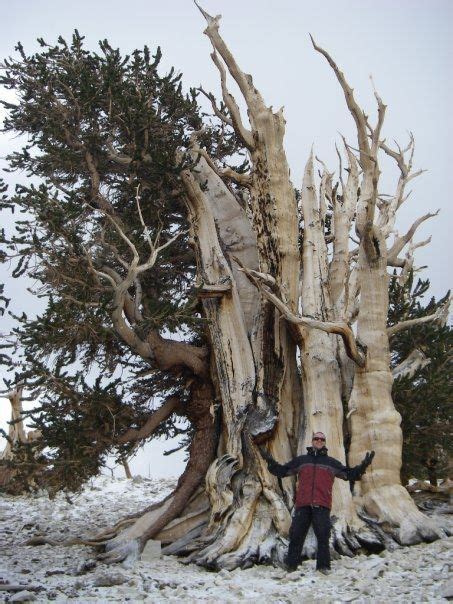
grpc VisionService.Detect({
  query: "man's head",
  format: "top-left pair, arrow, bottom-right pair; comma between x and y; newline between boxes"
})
312,431 -> 326,450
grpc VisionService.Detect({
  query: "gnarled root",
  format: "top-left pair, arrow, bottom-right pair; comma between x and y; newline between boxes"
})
214,499 -> 288,570
185,475 -> 261,568
174,449 -> 292,570
329,514 -> 384,557
360,485 -> 445,545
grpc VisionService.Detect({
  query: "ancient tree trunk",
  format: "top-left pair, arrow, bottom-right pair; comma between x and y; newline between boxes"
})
309,40 -> 444,544
297,154 -> 377,555
179,157 -> 292,568
196,6 -> 301,466
348,241 -> 441,544
1,387 -> 26,454
121,458 -> 132,480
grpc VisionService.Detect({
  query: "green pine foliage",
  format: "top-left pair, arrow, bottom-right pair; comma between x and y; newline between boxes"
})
0,32 -> 238,491
389,272 -> 452,483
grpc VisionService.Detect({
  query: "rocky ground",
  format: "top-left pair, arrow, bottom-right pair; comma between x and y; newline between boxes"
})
1,475 -> 452,603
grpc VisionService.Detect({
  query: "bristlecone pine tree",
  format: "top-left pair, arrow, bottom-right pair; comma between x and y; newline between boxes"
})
389,274 -> 451,486
0,7 -> 450,569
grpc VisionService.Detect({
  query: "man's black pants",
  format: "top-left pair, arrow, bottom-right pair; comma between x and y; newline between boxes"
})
286,505 -> 331,570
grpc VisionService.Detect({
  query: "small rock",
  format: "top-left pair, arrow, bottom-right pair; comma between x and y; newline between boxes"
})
141,540 -> 161,562
356,580 -> 372,595
46,591 -> 58,600
441,578 -> 453,600
10,591 -> 36,603
142,580 -> 157,592
93,571 -> 128,587
45,568 -> 66,577
74,559 -> 96,575
286,570 -> 301,581
117,586 -> 145,600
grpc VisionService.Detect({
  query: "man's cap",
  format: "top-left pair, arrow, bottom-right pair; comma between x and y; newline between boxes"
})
312,431 -> 326,439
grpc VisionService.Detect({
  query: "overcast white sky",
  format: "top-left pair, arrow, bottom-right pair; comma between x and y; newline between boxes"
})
0,0 -> 452,479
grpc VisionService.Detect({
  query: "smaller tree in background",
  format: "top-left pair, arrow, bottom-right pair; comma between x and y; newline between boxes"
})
389,272 -> 451,485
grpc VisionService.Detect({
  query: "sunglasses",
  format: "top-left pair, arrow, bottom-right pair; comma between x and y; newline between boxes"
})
313,437 -> 326,442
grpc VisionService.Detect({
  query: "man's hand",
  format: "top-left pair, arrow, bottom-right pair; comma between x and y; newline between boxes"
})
364,450 -> 375,466
362,450 -> 375,468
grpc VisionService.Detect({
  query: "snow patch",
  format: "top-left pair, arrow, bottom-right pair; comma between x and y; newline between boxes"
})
1,475 -> 451,602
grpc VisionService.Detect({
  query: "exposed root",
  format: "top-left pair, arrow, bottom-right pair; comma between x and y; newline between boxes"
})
185,475 -> 261,568
86,493 -> 174,544
361,485 -> 445,545
215,499 -> 281,570
330,514 -> 384,557
161,521 -> 208,556
205,454 -> 240,526
98,539 -> 141,567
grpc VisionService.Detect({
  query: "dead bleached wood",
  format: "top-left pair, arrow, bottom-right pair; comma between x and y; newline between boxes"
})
314,37 -> 442,544
1,386 -> 27,461
297,151 -> 372,551
198,2 -> 302,509
387,299 -> 450,337
392,349 -> 431,380
237,259 -> 366,368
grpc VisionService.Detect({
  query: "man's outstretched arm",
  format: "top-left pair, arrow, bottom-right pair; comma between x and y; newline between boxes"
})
258,447 -> 302,477
334,451 -> 375,481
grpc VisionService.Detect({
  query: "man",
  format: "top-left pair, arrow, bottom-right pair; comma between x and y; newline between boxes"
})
260,432 -> 374,574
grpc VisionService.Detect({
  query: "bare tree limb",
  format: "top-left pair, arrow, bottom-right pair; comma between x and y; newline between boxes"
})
310,35 -> 371,170
106,138 -> 133,166
387,211 -> 438,262
369,75 -> 387,156
197,86 -> 233,127
196,3 -> 261,109
235,259 -> 366,367
387,300 -> 450,337
392,349 -> 431,380
114,396 -> 182,445
209,50 -> 254,149
192,146 -> 251,187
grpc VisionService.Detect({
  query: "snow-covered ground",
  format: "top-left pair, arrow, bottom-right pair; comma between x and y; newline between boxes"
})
1,475 -> 451,603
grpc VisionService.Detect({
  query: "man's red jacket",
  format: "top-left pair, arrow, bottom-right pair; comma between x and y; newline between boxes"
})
267,446 -> 367,509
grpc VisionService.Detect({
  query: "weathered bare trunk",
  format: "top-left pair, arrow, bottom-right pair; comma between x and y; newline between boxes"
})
348,240 -> 442,544
121,458 -> 132,480
297,154 -> 379,555
180,156 -> 292,568
1,387 -> 26,455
